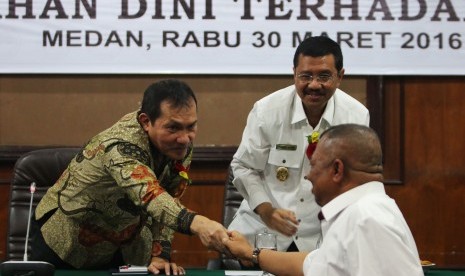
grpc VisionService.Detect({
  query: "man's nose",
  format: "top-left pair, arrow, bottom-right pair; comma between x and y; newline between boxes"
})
177,131 -> 191,144
307,78 -> 322,88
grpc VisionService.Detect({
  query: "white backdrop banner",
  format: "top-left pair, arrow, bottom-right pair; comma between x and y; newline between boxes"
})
1,0 -> 465,75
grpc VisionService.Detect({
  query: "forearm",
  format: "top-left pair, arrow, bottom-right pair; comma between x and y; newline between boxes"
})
231,106 -> 272,208
231,159 -> 271,210
151,240 -> 172,261
254,202 -> 273,216
146,197 -> 196,234
230,238 -> 306,276
258,250 -> 307,276
189,214 -> 208,235
151,223 -> 175,261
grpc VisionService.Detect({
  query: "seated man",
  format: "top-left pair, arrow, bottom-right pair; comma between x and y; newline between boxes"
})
224,124 -> 423,276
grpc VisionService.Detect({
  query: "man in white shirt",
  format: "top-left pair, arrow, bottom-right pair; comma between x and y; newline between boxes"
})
224,124 -> 423,276
228,36 -> 370,253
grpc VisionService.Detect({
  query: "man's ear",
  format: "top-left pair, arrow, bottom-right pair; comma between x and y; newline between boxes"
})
333,159 -> 344,182
138,113 -> 151,130
334,68 -> 345,87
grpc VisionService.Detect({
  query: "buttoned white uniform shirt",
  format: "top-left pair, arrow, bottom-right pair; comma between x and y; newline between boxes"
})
303,181 -> 423,276
228,85 -> 370,251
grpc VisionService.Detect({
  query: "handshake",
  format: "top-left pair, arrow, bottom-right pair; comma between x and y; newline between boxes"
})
190,215 -> 263,265
190,215 -> 233,254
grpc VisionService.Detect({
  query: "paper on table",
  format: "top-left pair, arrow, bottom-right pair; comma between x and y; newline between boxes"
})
111,265 -> 149,276
119,265 -> 148,272
225,271 -> 263,276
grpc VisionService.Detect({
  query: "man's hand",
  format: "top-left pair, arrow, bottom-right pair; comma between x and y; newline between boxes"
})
223,230 -> 254,264
255,202 -> 299,236
190,215 -> 229,253
147,256 -> 185,275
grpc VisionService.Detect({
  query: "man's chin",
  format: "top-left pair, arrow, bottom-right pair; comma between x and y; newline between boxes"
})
167,149 -> 188,160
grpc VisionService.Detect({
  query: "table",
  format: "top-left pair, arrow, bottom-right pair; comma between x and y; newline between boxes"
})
1,268 -> 464,276
57,269 -> 223,275
425,268 -> 465,276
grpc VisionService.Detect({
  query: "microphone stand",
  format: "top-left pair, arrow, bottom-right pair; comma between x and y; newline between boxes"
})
0,182 -> 55,276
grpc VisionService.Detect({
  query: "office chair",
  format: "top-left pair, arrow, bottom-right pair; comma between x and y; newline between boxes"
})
207,165 -> 243,270
6,148 -> 80,261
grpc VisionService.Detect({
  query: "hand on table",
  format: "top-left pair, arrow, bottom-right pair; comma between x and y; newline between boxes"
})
147,256 -> 185,275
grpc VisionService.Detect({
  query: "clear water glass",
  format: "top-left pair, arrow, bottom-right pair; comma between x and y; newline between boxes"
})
255,229 -> 277,276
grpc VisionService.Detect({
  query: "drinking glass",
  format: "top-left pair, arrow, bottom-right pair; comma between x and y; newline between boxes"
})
255,229 -> 277,276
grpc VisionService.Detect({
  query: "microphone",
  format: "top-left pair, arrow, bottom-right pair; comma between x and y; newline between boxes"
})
0,182 -> 55,276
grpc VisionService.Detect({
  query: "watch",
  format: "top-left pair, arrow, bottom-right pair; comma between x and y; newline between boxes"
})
251,248 -> 261,265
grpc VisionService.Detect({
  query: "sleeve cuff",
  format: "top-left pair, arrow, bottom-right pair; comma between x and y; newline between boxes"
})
248,188 -> 271,211
152,240 -> 172,261
176,208 -> 197,235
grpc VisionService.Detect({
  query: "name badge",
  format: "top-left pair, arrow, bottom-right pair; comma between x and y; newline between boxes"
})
276,144 -> 297,151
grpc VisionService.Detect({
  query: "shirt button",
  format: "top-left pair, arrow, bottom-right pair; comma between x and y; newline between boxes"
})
295,236 -> 299,240
300,198 -> 304,202
282,159 -> 286,163
298,219 -> 301,223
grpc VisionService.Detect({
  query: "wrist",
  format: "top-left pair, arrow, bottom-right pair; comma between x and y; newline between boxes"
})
254,202 -> 273,217
251,248 -> 261,266
190,214 -> 207,235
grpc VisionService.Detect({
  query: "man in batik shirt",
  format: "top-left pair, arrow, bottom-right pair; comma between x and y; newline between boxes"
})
32,79 -> 227,275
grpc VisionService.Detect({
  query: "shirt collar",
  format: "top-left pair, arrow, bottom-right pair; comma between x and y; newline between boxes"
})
290,87 -> 337,128
291,89 -> 307,124
321,92 -> 335,126
320,181 -> 386,221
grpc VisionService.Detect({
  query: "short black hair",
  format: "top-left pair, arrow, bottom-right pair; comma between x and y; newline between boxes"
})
293,36 -> 343,72
139,79 -> 197,122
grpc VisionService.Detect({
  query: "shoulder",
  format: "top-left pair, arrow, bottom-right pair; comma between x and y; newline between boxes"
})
100,111 -> 149,145
333,89 -> 368,110
85,111 -> 151,161
254,84 -> 296,113
332,89 -> 369,123
344,194 -> 398,229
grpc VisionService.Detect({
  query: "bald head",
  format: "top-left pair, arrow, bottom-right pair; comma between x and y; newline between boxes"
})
320,124 -> 383,175
308,124 -> 384,206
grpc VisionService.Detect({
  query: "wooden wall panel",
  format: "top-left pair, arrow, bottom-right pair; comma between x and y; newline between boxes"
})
0,167 -> 11,259
170,185 -> 225,267
367,76 -> 403,184
383,77 -> 465,267
0,75 -> 366,147
170,162 -> 231,268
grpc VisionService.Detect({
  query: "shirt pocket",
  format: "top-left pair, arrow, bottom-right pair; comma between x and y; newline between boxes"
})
266,147 -> 303,192
268,147 -> 302,169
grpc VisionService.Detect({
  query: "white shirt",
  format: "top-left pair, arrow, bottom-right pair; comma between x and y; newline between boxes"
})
228,85 -> 370,251
303,181 -> 423,276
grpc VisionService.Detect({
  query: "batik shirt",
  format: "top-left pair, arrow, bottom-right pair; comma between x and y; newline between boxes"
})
35,111 -> 196,268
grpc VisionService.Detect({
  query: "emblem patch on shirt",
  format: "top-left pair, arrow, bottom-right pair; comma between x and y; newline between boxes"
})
276,144 -> 297,151
276,166 -> 289,181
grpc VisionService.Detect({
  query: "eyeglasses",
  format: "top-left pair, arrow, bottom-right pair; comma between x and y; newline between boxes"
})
297,73 -> 333,84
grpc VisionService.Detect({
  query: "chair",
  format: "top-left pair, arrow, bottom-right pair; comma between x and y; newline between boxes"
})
6,148 -> 80,261
207,165 -> 244,270
222,166 -> 243,229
